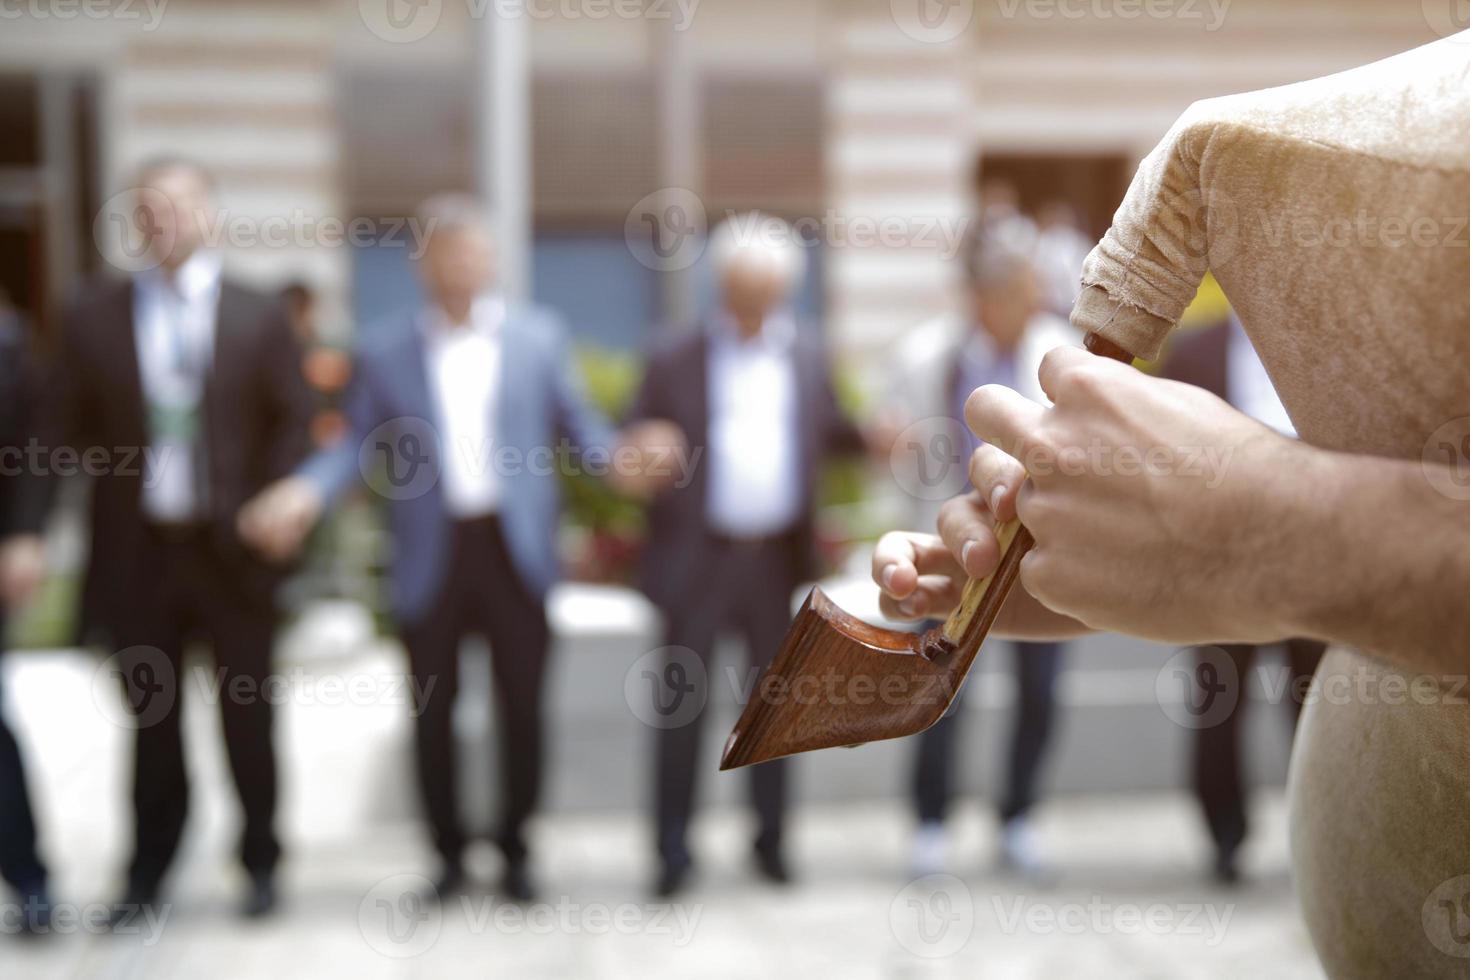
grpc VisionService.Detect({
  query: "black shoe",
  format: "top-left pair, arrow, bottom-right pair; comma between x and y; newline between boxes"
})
108,886 -> 160,931
241,871 -> 277,920
1212,849 -> 1242,886
13,884 -> 53,937
654,860 -> 691,899
753,846 -> 792,886
500,860 -> 535,903
428,865 -> 467,904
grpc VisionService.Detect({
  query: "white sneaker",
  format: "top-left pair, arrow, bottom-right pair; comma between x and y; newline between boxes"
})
910,821 -> 949,877
998,816 -> 1051,880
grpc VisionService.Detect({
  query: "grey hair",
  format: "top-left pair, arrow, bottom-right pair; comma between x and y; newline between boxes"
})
708,212 -> 808,289
415,193 -> 495,240
965,216 -> 1040,291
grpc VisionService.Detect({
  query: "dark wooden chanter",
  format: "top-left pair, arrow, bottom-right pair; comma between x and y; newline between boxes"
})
720,332 -> 1134,771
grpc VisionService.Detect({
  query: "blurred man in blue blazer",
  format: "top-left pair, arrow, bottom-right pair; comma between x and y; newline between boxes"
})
240,195 -> 678,901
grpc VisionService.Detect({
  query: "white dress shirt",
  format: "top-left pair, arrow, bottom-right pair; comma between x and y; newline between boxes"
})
133,250 -> 222,522
424,296 -> 505,519
1225,317 -> 1296,437
704,312 -> 802,537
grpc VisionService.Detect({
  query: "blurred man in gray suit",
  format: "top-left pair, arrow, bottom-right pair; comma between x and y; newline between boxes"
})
241,196 -> 677,902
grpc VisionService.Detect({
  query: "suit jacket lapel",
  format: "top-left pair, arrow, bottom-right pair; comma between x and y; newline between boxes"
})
112,279 -> 149,447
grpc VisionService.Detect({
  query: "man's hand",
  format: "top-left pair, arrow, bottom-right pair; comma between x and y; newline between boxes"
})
0,535 -> 47,610
609,419 -> 689,499
237,476 -> 325,562
875,345 -> 1328,645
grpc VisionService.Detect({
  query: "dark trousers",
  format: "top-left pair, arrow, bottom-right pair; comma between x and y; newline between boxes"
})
913,640 -> 1065,825
0,638 -> 48,894
114,526 -> 282,893
401,516 -> 550,869
1192,639 -> 1324,858
655,532 -> 799,870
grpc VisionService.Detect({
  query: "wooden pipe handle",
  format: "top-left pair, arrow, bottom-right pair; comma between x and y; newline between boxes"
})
934,331 -> 1134,656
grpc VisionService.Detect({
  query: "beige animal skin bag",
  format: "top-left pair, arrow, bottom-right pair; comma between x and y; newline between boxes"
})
1071,30 -> 1470,980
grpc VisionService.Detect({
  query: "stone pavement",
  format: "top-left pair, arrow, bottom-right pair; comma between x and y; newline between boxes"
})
0,616 -> 1323,979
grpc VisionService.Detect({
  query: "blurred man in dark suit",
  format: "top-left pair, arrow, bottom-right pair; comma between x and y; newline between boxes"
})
1160,313 -> 1325,884
628,214 -> 871,897
0,295 -> 53,934
239,196 -> 675,903
51,157 -> 314,919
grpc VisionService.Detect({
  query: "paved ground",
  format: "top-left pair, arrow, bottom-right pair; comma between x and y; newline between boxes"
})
2,791 -> 1322,980
0,606 -> 1325,979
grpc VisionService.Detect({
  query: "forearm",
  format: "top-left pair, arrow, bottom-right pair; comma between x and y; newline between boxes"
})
1268,445 -> 1470,673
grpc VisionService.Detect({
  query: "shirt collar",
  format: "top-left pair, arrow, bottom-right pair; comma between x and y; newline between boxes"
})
709,309 -> 796,352
137,249 -> 222,303
422,294 -> 506,342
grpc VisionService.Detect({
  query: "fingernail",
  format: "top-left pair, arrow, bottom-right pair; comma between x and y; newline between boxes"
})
961,540 -> 976,571
881,565 -> 896,591
990,486 -> 1007,514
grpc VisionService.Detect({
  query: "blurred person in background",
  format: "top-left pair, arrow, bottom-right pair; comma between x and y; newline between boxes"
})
626,213 -> 873,897
885,217 -> 1079,879
1034,200 -> 1094,317
50,157 -> 315,921
238,195 -> 678,903
1158,313 -> 1325,884
0,291 -> 54,935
